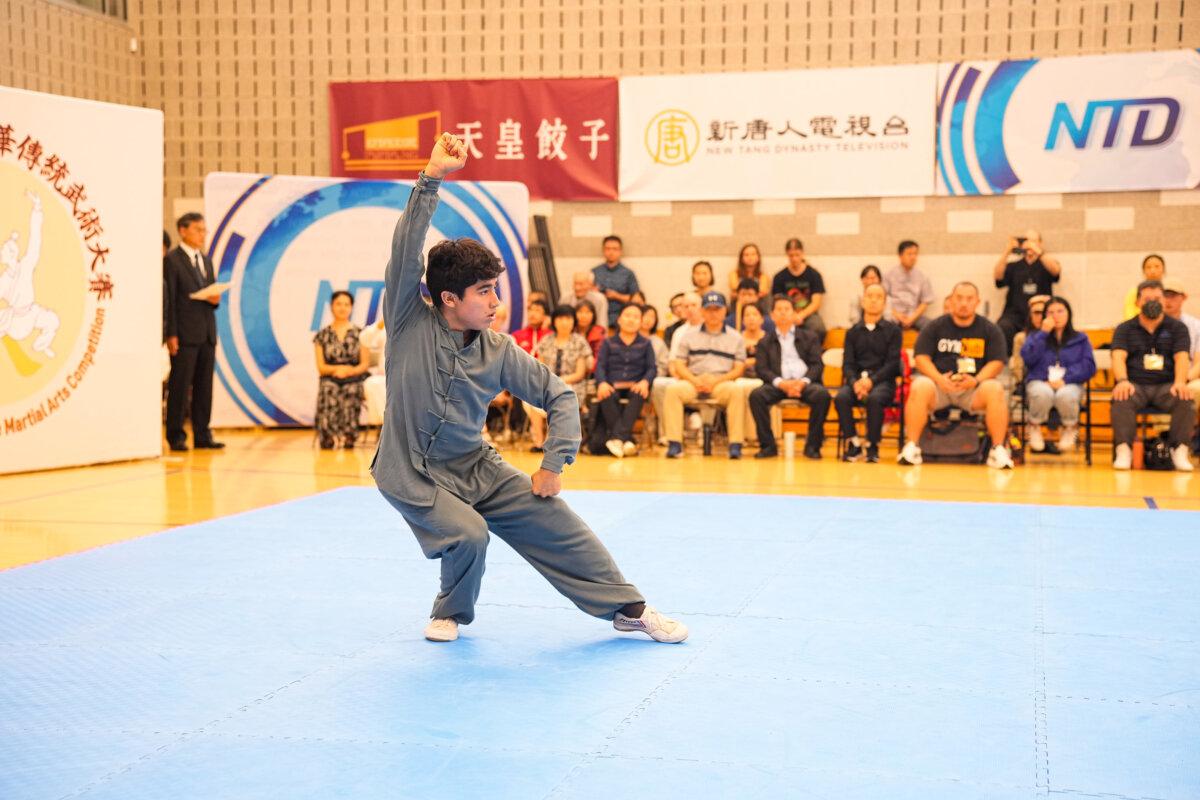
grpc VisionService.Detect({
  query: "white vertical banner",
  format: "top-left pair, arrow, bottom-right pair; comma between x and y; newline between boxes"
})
203,173 -> 529,427
619,64 -> 937,201
0,86 -> 163,475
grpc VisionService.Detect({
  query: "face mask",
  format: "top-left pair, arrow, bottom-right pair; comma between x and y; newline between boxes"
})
1141,300 -> 1164,319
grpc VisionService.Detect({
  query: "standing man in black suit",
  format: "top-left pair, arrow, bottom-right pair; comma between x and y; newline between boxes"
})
164,212 -> 224,451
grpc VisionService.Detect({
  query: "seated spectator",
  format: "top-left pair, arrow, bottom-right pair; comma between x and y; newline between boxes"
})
1010,294 -> 1051,384
512,298 -> 552,354
993,230 -> 1061,351
749,294 -> 830,459
591,303 -> 657,458
359,316 -> 387,375
312,291 -> 369,449
727,277 -> 775,334
691,260 -> 716,295
835,284 -> 902,463
524,305 -> 590,453
574,298 -> 606,365
482,302 -> 517,443
1021,296 -> 1096,453
592,234 -> 639,328
727,243 -> 771,299
559,271 -> 608,329
883,240 -> 935,330
740,304 -> 768,376
899,281 -> 1014,469
653,291 -> 704,440
848,264 -> 883,326
1110,280 -> 1194,471
664,291 -> 748,459
640,304 -> 669,378
1124,254 -> 1165,320
662,292 -> 687,348
1162,277 -> 1200,427
771,237 -> 826,336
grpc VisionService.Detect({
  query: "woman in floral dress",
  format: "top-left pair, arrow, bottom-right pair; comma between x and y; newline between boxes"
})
313,290 -> 370,448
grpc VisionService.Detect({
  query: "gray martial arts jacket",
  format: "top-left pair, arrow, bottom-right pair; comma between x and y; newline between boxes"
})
370,172 -> 580,507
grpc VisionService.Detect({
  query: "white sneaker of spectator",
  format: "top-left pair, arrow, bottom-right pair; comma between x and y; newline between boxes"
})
897,440 -> 923,466
1026,424 -> 1044,453
1058,425 -> 1077,451
1171,444 -> 1194,472
606,439 -> 625,458
987,444 -> 1014,470
622,441 -> 638,457
687,411 -> 703,431
1112,443 -> 1132,470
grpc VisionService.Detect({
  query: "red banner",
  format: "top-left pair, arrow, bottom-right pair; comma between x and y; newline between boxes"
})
329,79 -> 618,200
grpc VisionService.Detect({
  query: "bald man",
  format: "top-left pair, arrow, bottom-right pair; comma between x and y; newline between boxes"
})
559,271 -> 608,328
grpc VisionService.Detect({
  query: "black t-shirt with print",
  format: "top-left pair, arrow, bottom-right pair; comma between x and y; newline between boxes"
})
996,257 -> 1058,319
914,313 -> 1008,375
771,265 -> 825,310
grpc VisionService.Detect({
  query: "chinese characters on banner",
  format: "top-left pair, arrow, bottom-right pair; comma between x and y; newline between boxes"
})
329,79 -> 618,200
0,85 -> 163,475
618,64 -> 937,201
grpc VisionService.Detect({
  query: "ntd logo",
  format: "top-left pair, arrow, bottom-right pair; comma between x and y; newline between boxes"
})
1044,98 -> 1180,150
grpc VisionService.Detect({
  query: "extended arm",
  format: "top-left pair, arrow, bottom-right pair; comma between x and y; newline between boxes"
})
383,133 -> 468,330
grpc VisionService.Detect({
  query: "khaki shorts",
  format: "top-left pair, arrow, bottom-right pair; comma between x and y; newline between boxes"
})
912,374 -> 980,412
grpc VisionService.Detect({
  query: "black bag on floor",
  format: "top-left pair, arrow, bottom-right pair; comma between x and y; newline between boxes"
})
1144,432 -> 1174,471
918,413 -> 989,464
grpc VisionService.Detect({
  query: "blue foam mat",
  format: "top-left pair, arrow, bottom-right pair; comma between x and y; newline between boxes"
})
1,488 -> 1197,799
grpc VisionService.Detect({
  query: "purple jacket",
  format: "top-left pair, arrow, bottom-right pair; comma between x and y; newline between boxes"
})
1020,330 -> 1096,385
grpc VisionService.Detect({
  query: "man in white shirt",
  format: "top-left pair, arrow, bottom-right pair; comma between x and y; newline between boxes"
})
651,291 -> 702,441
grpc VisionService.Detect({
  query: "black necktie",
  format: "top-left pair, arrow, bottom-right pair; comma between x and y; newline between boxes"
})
193,252 -> 206,283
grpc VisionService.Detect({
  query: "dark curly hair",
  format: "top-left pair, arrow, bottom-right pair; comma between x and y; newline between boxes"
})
426,238 -> 504,309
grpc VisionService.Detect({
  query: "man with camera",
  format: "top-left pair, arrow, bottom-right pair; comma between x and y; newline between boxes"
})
993,229 -> 1061,351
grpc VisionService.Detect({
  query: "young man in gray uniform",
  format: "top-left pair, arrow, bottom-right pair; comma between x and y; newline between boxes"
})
372,133 -> 688,644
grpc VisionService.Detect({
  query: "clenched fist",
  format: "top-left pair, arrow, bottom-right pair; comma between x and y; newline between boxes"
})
425,132 -> 469,180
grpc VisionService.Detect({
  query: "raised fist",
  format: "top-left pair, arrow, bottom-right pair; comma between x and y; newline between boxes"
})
425,132 -> 469,180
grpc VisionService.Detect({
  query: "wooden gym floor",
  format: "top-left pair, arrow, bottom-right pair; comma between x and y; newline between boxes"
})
1,428 -> 1196,572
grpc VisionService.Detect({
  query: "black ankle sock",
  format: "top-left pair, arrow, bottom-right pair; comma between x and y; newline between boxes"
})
620,602 -> 646,618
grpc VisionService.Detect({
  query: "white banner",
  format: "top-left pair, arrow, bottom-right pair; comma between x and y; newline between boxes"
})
618,64 -> 937,201
204,173 -> 529,427
0,86 -> 163,475
937,49 -> 1200,195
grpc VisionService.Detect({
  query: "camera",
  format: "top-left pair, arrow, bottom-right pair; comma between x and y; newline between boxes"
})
1011,236 -> 1027,256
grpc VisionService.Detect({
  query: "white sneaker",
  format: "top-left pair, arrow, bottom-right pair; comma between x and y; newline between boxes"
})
897,440 -> 923,465
1113,443 -> 1132,470
1027,424 -> 1045,452
987,444 -> 1015,470
622,440 -> 638,456
613,606 -> 689,643
424,618 -> 458,642
1172,444 -> 1194,472
606,438 -> 625,458
1058,425 -> 1077,451
687,412 -> 703,431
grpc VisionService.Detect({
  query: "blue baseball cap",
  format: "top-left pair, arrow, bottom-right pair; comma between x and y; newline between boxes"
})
701,291 -> 727,308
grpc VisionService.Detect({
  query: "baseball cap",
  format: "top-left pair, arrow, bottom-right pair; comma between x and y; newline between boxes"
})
701,291 -> 727,308
1162,277 -> 1187,295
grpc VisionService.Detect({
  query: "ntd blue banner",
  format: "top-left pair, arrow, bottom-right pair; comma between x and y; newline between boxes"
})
203,173 -> 528,427
936,49 -> 1200,195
